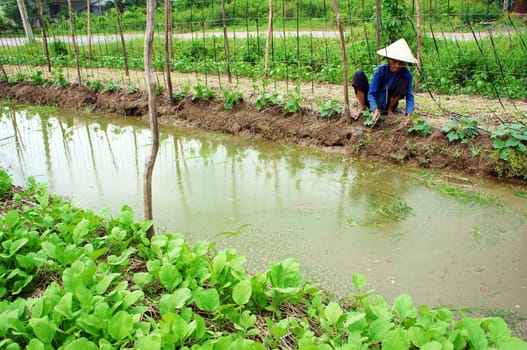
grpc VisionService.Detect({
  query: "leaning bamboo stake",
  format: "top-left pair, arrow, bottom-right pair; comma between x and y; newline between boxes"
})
375,0 -> 381,65
144,0 -> 159,238
0,62 -> 8,81
115,0 -> 130,77
66,0 -> 82,85
331,0 -> 350,122
264,0 -> 273,72
414,0 -> 423,91
37,0 -> 51,72
16,0 -> 34,41
164,0 -> 173,102
221,0 -> 232,83
87,0 -> 93,60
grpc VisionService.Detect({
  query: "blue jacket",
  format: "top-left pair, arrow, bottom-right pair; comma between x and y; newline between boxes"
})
367,63 -> 415,115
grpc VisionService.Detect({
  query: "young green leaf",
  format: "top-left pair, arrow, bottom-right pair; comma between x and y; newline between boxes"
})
63,338 -> 99,350
72,218 -> 90,244
324,302 -> 343,326
29,316 -> 57,344
393,294 -> 416,322
352,273 -> 367,292
232,280 -> 252,306
193,288 -> 220,313
159,264 -> 183,292
108,310 -> 134,341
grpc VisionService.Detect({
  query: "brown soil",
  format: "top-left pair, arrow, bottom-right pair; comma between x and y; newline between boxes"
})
1,74 -> 526,185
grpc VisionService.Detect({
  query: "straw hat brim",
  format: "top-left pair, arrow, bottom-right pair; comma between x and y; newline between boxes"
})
376,38 -> 418,64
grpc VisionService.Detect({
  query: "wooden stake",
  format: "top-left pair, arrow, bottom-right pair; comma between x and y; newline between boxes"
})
87,0 -> 93,60
115,0 -> 129,77
415,0 -> 423,91
331,0 -> 351,122
37,0 -> 51,72
165,0 -> 173,102
221,0 -> 232,83
66,0 -> 82,85
264,0 -> 273,73
144,0 -> 159,238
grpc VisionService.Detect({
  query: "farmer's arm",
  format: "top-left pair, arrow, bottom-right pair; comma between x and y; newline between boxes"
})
404,70 -> 415,118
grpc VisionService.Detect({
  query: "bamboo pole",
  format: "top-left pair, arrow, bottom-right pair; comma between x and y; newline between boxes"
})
0,63 -> 8,81
221,0 -> 232,83
115,0 -> 130,77
37,0 -> 51,72
87,0 -> 93,60
16,0 -> 34,41
264,0 -> 273,72
331,0 -> 351,122
165,0 -> 173,102
375,0 -> 381,65
415,0 -> 423,91
66,0 -> 82,85
144,0 -> 159,238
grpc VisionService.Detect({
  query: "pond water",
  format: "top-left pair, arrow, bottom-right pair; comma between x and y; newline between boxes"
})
1,105 -> 526,316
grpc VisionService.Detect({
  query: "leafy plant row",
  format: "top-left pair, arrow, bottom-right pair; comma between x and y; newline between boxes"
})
4,68 -> 527,180
1,169 -> 527,349
1,29 -> 526,100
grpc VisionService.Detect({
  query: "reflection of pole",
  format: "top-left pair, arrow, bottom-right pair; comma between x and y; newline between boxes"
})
85,124 -> 104,197
335,164 -> 350,230
40,115 -> 53,180
174,136 -> 189,226
103,125 -> 119,172
58,119 -> 73,164
10,110 -> 28,180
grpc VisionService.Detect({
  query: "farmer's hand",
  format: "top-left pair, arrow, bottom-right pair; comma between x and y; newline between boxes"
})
372,109 -> 381,123
405,113 -> 412,127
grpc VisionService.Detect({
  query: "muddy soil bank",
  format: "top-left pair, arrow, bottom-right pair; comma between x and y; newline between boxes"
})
0,80 -> 525,185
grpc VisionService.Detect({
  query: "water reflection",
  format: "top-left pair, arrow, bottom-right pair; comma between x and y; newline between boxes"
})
1,105 -> 526,316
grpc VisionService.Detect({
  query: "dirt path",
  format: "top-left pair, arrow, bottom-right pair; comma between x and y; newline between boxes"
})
1,65 -> 526,185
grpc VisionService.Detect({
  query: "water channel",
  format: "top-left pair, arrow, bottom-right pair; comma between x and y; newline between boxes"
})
1,104 -> 526,317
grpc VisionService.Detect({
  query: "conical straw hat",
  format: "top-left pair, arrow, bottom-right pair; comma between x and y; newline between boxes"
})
376,38 -> 418,64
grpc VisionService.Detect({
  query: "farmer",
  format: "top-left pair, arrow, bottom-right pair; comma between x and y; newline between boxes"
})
351,38 -> 418,126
